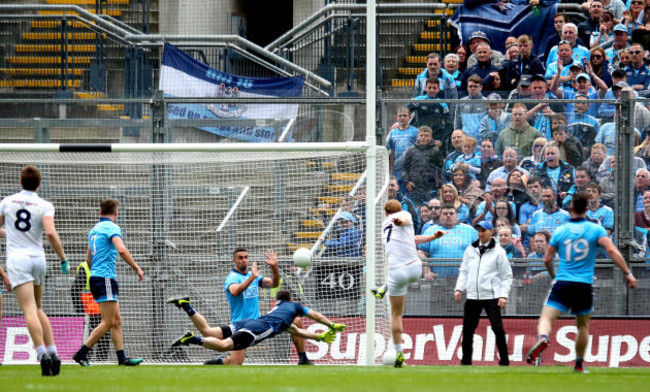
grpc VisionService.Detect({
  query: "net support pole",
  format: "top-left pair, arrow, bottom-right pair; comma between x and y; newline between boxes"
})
364,0 -> 377,367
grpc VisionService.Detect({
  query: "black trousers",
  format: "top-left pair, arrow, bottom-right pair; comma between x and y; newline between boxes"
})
461,298 -> 509,365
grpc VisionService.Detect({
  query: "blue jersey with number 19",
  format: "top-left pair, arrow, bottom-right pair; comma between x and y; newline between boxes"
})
88,217 -> 122,280
550,218 -> 608,284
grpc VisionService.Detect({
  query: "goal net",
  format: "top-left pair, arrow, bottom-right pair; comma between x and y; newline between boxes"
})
0,145 -> 390,365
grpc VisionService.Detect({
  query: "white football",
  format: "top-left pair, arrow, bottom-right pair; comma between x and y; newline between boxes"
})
382,351 -> 396,366
293,248 -> 312,268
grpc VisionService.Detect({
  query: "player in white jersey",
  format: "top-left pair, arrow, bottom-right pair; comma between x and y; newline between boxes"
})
0,166 -> 68,376
371,199 -> 445,367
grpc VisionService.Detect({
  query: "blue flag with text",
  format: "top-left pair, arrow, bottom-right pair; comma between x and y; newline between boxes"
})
159,43 -> 304,142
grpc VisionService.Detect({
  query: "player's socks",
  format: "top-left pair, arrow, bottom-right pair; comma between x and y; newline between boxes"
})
46,345 -> 58,356
395,343 -> 403,353
36,345 -> 47,360
298,352 -> 313,365
116,350 -> 127,363
573,357 -> 589,373
166,296 -> 195,316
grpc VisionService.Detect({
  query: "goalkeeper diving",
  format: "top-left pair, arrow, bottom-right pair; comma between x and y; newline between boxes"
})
171,289 -> 345,354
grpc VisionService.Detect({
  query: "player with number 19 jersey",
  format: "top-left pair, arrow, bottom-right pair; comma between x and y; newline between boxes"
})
549,218 -> 608,284
0,190 -> 54,257
382,210 -> 419,269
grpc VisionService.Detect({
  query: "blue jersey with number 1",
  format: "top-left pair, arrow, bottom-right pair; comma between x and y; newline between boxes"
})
88,217 -> 122,280
550,218 -> 608,284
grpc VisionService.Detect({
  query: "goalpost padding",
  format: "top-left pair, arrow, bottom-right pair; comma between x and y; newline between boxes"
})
0,144 -> 390,365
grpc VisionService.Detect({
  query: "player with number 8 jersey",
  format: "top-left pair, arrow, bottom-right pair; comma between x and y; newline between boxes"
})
0,166 -> 68,376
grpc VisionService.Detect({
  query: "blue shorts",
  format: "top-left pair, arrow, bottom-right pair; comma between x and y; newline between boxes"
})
89,276 -> 119,303
230,319 -> 275,348
545,280 -> 593,316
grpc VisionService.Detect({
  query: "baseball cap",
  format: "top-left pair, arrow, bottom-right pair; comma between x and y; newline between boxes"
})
337,211 -> 357,222
487,92 -> 502,101
474,221 -> 494,231
569,62 -> 584,70
530,74 -> 546,83
576,72 -> 591,82
469,30 -> 490,44
613,24 -> 628,33
612,68 -> 626,78
519,74 -> 533,87
614,81 -> 630,89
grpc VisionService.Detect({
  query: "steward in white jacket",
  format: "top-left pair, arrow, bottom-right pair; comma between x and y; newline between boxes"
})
455,238 -> 513,300
454,230 -> 513,366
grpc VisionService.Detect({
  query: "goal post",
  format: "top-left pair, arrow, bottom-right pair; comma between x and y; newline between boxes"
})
0,143 -> 390,365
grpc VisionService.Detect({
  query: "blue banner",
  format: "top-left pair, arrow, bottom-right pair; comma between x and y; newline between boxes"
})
159,43 -> 304,142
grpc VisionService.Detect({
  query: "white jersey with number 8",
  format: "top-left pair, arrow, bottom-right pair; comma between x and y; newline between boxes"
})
0,190 -> 54,257
382,210 -> 419,269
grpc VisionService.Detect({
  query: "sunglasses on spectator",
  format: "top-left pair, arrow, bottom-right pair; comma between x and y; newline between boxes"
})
428,206 -> 441,210
591,54 -> 603,59
630,50 -> 643,55
631,1 -> 644,4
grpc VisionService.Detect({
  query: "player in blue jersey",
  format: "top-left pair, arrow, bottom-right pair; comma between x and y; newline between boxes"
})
73,199 -> 144,367
171,290 -> 345,355
168,247 -> 312,365
526,192 -> 637,373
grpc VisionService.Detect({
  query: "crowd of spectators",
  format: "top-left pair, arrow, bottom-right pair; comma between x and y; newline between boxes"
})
383,1 -> 650,278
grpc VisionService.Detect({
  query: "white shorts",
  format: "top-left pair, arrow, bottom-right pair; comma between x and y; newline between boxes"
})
387,260 -> 422,296
7,253 -> 46,288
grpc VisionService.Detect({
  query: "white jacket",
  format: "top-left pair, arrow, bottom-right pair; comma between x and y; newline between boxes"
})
454,239 -> 513,300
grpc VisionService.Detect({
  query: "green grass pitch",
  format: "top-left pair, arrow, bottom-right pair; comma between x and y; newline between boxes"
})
2,365 -> 650,392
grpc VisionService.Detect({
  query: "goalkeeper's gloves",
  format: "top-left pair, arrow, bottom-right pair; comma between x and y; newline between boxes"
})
61,259 -> 69,274
316,330 -> 336,344
329,323 -> 346,332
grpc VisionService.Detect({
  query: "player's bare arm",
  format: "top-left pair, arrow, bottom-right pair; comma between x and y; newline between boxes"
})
598,236 -> 637,288
43,216 -> 66,260
0,266 -> 11,292
415,230 -> 446,245
86,246 -> 92,268
112,236 -> 144,281
261,249 -> 280,288
229,262 -> 259,296
544,245 -> 557,279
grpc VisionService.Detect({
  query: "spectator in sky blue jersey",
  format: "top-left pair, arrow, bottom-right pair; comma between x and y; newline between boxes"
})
419,204 -> 478,279
527,187 -> 571,237
479,93 -> 511,144
168,247 -> 313,366
413,52 -> 458,100
526,192 -> 636,373
526,75 -> 564,140
624,43 -> 650,94
567,95 -> 599,154
562,167 -> 592,210
443,129 -> 466,182
545,24 -> 590,68
585,183 -> 614,235
439,184 -> 472,225
73,199 -> 144,368
473,177 -> 517,226
387,107 -> 419,193
171,290 -> 343,357
532,145 -> 575,199
451,137 -> 481,180
454,75 -> 487,141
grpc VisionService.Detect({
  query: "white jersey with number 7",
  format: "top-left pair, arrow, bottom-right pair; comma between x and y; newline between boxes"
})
382,210 -> 419,269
